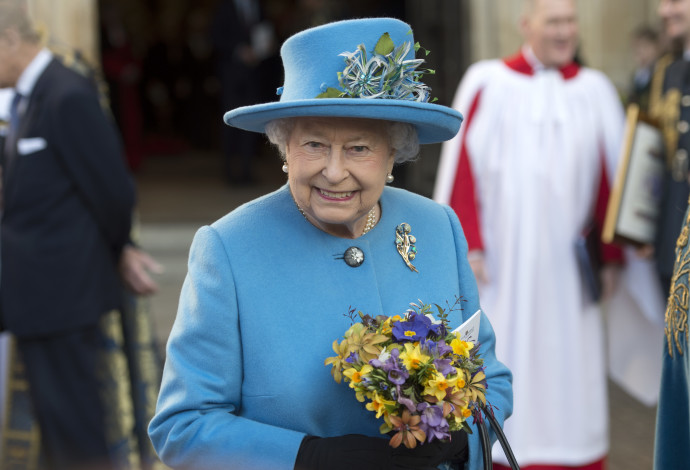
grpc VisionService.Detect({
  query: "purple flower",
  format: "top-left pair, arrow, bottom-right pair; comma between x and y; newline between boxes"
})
370,348 -> 409,385
396,387 -> 417,413
433,358 -> 455,377
436,342 -> 453,356
345,352 -> 358,364
392,313 -> 432,342
388,367 -> 409,385
420,339 -> 437,354
417,403 -> 450,442
429,321 -> 447,338
386,350 -> 409,385
421,338 -> 453,360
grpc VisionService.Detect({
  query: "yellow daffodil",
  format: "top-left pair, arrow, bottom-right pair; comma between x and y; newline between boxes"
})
423,371 -> 460,402
452,367 -> 467,388
324,339 -> 349,383
356,389 -> 373,403
450,335 -> 474,357
365,392 -> 396,418
399,342 -> 430,371
381,315 -> 403,335
343,364 -> 373,387
451,406 -> 472,424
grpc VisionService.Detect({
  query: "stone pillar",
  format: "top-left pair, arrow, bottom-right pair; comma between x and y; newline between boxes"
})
26,0 -> 99,66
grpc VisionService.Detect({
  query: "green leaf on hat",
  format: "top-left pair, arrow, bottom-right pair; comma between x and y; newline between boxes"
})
316,87 -> 347,99
374,33 -> 395,56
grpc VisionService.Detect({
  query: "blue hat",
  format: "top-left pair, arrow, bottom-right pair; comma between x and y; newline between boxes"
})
223,18 -> 463,144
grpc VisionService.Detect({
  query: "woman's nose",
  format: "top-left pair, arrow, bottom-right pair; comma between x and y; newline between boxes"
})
322,148 -> 348,182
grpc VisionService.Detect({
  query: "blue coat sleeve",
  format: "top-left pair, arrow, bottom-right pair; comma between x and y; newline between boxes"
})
148,226 -> 306,470
441,205 -> 514,470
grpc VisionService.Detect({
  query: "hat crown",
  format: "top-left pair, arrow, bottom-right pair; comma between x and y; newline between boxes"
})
279,18 -> 417,102
223,17 -> 463,145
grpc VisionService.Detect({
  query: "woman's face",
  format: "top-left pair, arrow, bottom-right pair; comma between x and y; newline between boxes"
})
285,117 -> 395,238
659,0 -> 690,43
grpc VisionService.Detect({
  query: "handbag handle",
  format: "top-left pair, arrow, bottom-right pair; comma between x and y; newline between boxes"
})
476,404 -> 520,470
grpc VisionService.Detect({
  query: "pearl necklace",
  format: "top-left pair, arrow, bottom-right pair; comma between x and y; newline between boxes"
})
294,202 -> 378,237
360,206 -> 378,236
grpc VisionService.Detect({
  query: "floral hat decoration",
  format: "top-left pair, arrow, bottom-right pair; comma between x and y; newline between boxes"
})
223,18 -> 463,144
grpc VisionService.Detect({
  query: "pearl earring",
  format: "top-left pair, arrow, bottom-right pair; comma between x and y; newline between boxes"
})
386,173 -> 394,183
282,163 -> 289,173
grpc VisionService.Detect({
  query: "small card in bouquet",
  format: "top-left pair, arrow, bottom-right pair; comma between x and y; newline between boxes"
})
452,309 -> 481,343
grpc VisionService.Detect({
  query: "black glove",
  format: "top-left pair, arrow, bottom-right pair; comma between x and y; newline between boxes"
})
293,432 -> 469,470
391,431 -> 469,469
294,434 -> 393,470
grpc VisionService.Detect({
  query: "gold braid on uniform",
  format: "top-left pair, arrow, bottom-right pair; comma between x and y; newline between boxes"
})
665,196 -> 690,357
649,53 -> 682,166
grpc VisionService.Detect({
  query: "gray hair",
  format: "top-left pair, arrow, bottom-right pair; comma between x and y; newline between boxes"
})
0,0 -> 41,43
264,118 -> 420,164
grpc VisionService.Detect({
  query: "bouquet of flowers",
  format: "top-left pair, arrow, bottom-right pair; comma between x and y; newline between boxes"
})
325,298 -> 488,449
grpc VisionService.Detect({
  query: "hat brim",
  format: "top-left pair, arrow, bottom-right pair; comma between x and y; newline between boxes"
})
223,99 -> 463,144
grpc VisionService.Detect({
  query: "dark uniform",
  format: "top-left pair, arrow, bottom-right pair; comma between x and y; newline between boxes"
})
649,54 -> 690,293
650,53 -> 690,469
654,187 -> 690,469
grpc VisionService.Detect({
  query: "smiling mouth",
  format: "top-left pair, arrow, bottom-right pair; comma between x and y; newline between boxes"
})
318,188 -> 355,200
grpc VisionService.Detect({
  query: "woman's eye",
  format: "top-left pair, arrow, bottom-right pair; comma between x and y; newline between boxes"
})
351,146 -> 368,153
307,141 -> 325,149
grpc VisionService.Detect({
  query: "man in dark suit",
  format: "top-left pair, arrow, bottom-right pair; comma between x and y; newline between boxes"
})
211,0 -> 274,185
0,2 -> 159,468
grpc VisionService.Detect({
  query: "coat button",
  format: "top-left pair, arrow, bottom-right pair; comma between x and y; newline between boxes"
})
343,247 -> 365,267
682,95 -> 690,107
679,121 -> 690,134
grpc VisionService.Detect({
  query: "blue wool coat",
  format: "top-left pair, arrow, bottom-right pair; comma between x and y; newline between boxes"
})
149,185 -> 513,470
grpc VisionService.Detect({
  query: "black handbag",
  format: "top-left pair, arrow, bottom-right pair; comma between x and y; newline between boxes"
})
476,404 -> 520,470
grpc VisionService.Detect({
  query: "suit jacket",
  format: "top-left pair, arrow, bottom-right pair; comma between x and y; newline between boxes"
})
0,58 -> 135,338
149,185 -> 513,470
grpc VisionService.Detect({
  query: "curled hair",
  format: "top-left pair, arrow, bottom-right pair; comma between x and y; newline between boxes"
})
387,121 -> 419,163
265,119 -> 295,158
0,0 -> 41,43
265,118 -> 419,164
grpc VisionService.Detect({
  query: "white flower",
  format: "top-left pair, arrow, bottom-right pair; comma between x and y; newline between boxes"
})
378,347 -> 391,363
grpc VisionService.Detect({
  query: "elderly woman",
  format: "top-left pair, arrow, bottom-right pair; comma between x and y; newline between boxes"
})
148,18 -> 512,470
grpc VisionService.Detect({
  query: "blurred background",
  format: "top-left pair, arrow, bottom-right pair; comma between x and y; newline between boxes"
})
1,1 -> 663,469
21,0 -> 663,192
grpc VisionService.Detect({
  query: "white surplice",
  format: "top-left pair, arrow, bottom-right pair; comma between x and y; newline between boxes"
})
434,50 -> 663,467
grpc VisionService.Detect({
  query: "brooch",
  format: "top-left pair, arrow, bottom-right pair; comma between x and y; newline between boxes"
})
395,223 -> 418,272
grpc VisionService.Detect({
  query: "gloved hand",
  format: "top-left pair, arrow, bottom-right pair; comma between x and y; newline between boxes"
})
293,432 -> 469,470
391,431 -> 469,469
294,434 -> 392,470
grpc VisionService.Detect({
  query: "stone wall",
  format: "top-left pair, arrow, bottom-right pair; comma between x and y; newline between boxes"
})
27,0 -> 99,66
